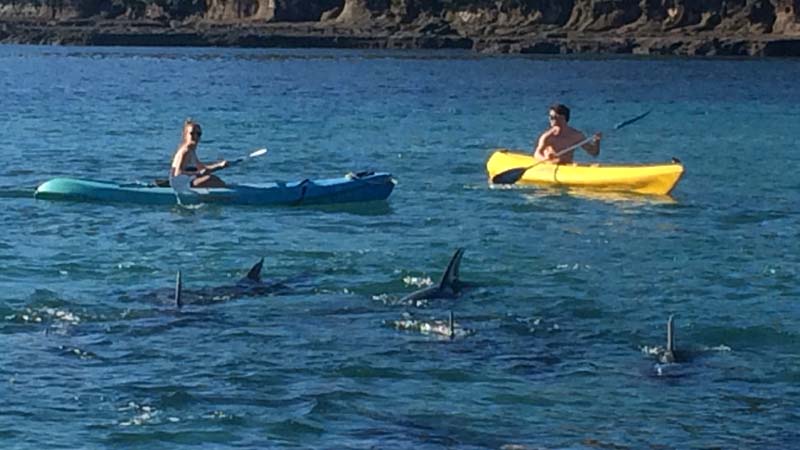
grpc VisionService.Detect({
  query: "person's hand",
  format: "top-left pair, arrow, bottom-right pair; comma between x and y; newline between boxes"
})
592,132 -> 602,144
220,159 -> 229,169
544,149 -> 561,162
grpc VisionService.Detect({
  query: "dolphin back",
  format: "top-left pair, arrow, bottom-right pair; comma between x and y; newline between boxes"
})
399,286 -> 439,303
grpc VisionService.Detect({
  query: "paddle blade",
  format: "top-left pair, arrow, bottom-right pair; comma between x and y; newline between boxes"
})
613,110 -> 651,130
491,167 -> 528,185
229,148 -> 268,167
249,148 -> 268,158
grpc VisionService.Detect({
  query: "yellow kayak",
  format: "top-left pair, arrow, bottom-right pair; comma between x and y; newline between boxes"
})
486,149 -> 684,196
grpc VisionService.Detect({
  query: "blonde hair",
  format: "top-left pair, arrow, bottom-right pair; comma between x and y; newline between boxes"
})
183,118 -> 201,135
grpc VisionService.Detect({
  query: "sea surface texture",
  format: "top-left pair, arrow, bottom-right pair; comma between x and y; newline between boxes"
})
1,46 -> 799,449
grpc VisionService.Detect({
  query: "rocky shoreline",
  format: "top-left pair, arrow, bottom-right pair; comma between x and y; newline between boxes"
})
2,0 -> 800,57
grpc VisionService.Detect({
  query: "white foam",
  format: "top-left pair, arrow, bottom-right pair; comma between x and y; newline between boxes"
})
403,276 -> 433,288
118,402 -> 159,427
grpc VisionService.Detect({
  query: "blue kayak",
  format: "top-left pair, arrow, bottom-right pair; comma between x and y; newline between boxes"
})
34,172 -> 396,206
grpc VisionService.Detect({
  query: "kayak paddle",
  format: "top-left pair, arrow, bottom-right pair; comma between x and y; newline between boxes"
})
200,147 -> 268,175
490,110 -> 652,185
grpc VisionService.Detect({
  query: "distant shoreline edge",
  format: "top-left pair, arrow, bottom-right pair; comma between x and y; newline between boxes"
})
3,21 -> 800,57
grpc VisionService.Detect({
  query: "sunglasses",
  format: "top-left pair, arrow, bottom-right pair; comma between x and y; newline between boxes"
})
548,114 -> 559,120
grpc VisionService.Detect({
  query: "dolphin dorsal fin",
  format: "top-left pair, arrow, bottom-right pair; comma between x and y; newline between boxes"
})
245,258 -> 264,283
438,248 -> 464,289
666,315 -> 675,353
175,270 -> 183,309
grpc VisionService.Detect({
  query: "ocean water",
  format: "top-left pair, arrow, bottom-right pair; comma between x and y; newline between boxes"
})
1,45 -> 799,449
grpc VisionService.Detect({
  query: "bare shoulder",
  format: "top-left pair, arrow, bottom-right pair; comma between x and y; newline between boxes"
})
171,145 -> 188,163
539,127 -> 557,141
565,126 -> 585,139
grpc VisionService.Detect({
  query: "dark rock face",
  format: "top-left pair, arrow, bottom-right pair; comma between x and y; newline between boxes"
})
1,0 -> 799,56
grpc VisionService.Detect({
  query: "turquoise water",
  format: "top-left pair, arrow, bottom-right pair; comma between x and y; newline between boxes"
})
1,45 -> 800,449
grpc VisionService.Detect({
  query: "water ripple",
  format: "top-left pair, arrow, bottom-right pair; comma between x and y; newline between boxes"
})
1,46 -> 799,449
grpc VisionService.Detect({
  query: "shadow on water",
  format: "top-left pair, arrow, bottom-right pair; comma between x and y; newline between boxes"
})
0,186 -> 38,199
24,192 -> 394,216
489,183 -> 678,206
303,200 -> 394,216
163,196 -> 396,215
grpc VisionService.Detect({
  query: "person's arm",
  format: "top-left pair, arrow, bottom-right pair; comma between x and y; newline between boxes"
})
171,149 -> 187,177
533,133 -> 552,161
581,132 -> 602,157
208,160 -> 229,170
193,158 -> 208,173
198,159 -> 229,176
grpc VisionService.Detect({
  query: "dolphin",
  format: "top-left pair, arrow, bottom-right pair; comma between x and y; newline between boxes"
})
645,314 -> 680,370
658,314 -> 677,364
646,315 -> 698,378
400,248 -> 465,303
121,258 -> 293,307
175,270 -> 183,308
171,258 -> 293,308
648,315 -> 730,376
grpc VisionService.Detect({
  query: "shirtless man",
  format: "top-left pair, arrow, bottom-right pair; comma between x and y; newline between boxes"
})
170,119 -> 229,188
533,104 -> 602,164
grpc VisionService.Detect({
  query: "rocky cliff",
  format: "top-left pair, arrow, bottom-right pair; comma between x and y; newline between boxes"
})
1,0 -> 799,56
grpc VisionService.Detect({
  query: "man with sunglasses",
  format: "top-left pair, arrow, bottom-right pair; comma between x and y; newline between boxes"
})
533,104 -> 602,164
170,119 -> 229,188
